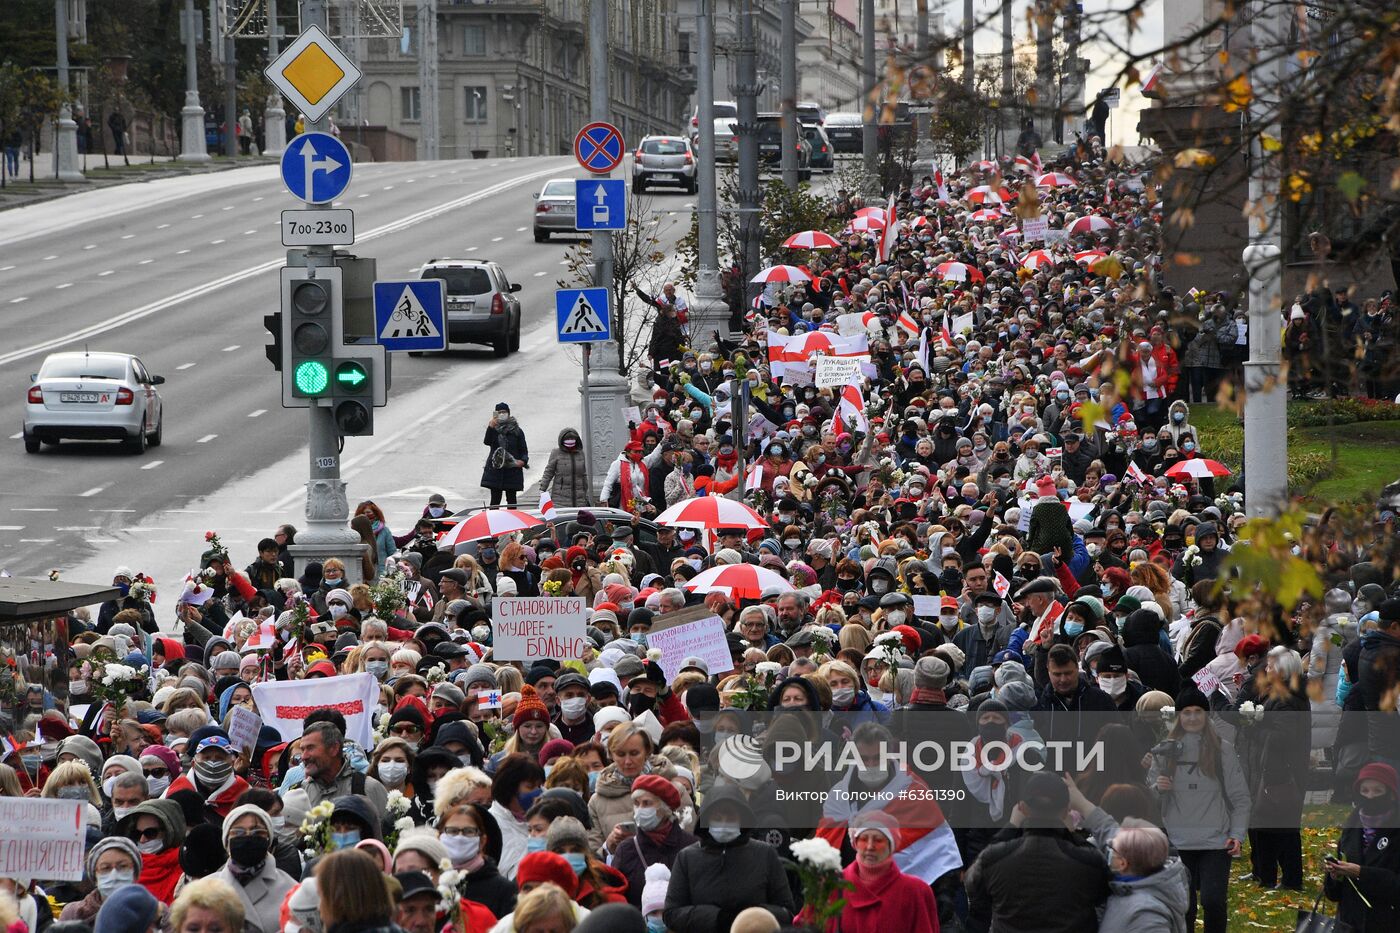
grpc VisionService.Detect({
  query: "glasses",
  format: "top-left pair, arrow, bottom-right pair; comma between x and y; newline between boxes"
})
440,827 -> 482,838
143,768 -> 169,779
227,828 -> 270,840
390,725 -> 422,736
134,827 -> 163,841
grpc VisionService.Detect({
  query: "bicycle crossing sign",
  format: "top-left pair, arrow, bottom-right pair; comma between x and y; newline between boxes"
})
373,280 -> 446,351
556,287 -> 611,343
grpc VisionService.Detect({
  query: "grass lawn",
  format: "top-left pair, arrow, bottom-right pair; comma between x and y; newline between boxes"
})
1189,404 -> 1400,503
1227,805 -> 1347,930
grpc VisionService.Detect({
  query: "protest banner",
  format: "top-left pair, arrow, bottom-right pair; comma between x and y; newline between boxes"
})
227,705 -> 263,754
492,597 -> 588,665
0,798 -> 85,881
1022,216 -> 1049,242
646,613 -> 734,681
252,672 -> 379,749
815,355 -> 864,388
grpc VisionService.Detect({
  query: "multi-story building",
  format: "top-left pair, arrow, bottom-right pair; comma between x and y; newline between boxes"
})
798,0 -> 861,111
359,0 -> 693,159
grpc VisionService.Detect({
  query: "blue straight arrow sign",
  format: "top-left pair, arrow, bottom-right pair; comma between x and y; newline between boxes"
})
574,178 -> 626,231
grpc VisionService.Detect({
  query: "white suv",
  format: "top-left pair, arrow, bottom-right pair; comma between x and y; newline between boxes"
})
418,259 -> 522,357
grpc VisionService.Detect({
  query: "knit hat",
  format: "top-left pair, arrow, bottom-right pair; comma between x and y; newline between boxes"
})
848,809 -> 901,850
512,684 -> 550,728
515,851 -> 577,897
221,803 -> 273,848
85,836 -> 142,881
545,815 -> 589,854
1035,475 -> 1058,499
1113,595 -> 1142,616
631,773 -> 681,811
539,739 -> 575,768
913,655 -> 950,690
394,828 -> 449,868
1174,686 -> 1211,712
593,706 -> 631,734
1095,646 -> 1128,675
1356,762 -> 1400,798
641,862 -> 671,916
431,682 -> 466,709
933,642 -> 966,672
463,664 -> 498,691
95,884 -> 160,933
1234,634 -> 1269,658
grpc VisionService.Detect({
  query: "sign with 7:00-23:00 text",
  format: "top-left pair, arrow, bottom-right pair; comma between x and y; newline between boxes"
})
281,208 -> 355,246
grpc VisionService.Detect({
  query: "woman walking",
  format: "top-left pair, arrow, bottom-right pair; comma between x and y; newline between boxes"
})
483,402 -> 529,506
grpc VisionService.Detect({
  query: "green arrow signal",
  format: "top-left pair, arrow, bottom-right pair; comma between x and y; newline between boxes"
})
335,361 -> 368,390
338,367 -> 366,386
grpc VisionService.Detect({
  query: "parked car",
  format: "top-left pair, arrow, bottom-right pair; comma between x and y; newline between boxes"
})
686,100 -> 738,140
532,177 -> 580,242
23,351 -> 164,454
796,101 -> 827,126
692,118 -> 739,164
801,123 -> 834,172
418,259 -> 522,357
633,135 -> 697,193
755,113 -> 811,180
822,111 -> 864,153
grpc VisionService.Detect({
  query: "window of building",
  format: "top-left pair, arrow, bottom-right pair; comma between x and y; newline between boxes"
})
463,24 -> 486,55
400,25 -> 415,56
401,86 -> 421,122
465,86 -> 488,123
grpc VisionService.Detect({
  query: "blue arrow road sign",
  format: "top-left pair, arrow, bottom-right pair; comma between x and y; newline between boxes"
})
556,288 -> 611,343
575,179 -> 627,231
374,280 -> 447,351
281,132 -> 353,204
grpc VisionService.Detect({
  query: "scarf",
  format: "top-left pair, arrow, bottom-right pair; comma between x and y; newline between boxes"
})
619,457 -> 649,513
908,687 -> 946,706
963,733 -> 1023,821
138,847 -> 184,904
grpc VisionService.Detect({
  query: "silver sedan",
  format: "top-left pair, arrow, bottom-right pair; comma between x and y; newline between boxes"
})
23,351 -> 165,454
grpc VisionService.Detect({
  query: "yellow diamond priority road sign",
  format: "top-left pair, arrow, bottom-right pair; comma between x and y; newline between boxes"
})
265,24 -> 362,124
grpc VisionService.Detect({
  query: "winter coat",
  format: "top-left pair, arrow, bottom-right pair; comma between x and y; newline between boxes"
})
212,854 -> 297,933
585,755 -> 676,854
1122,611 -> 1182,697
1324,815 -> 1400,932
1147,730 -> 1251,851
1357,628 -> 1400,762
488,799 -> 531,881
663,798 -> 796,933
836,859 -> 939,933
481,417 -> 528,492
613,820 -> 698,908
1100,858 -> 1191,933
539,429 -> 590,507
1032,673 -> 1116,746
1183,319 -> 1223,370
966,826 -> 1111,933
1235,683 -> 1310,826
460,858 -> 518,921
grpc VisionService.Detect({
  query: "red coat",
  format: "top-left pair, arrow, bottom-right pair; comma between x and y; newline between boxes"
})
164,771 -> 250,819
1151,343 -> 1180,396
838,860 -> 939,933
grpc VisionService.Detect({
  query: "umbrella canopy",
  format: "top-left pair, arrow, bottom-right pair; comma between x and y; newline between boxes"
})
1164,458 -> 1232,479
934,261 -> 985,284
1067,215 -> 1116,235
847,215 -> 886,232
966,186 -> 1006,205
655,497 -> 770,530
750,264 -> 811,284
1073,249 -> 1109,264
782,230 -> 842,250
969,208 -> 1005,222
683,564 -> 794,599
853,206 -> 887,221
439,508 -> 544,547
1021,250 -> 1057,270
1035,172 -> 1078,188
971,160 -> 998,173
908,215 -> 932,229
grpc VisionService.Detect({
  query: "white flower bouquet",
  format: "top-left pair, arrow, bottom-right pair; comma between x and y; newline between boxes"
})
788,836 -> 852,932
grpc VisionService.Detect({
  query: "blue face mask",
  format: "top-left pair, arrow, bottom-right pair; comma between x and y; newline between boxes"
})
631,633 -> 648,647
1063,621 -> 1085,638
587,770 -> 600,792
525,836 -> 547,853
564,852 -> 588,875
646,918 -> 666,933
330,830 -> 361,849
517,787 -> 543,811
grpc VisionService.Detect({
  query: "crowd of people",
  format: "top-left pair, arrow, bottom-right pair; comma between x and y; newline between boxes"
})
3,145 -> 1400,933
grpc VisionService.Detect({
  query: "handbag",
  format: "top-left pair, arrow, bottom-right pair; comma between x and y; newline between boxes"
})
1296,892 -> 1353,933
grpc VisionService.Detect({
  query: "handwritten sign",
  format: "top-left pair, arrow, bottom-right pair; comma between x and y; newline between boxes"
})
815,356 -> 864,388
1192,667 -> 1221,696
492,597 -> 589,664
227,705 -> 263,754
1022,216 -> 1048,242
912,595 -> 940,618
646,614 -> 734,681
0,798 -> 85,881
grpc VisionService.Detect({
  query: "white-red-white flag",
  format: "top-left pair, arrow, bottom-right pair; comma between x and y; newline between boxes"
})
538,490 -> 559,522
993,571 -> 1012,598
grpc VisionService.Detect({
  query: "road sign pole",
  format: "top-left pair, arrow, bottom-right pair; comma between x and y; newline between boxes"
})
580,343 -> 593,501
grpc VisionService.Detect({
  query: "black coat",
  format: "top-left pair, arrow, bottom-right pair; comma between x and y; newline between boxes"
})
1324,817 -> 1400,932
614,821 -> 698,908
966,826 -> 1110,933
481,417 -> 528,491
1122,610 -> 1182,697
460,859 -> 517,921
1357,630 -> 1400,762
664,835 -> 796,933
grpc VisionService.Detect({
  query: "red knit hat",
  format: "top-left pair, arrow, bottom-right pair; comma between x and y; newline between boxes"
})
1356,762 -> 1399,799
512,684 -> 550,729
893,625 -> 922,657
515,852 -> 577,896
630,773 -> 681,811
1234,634 -> 1269,659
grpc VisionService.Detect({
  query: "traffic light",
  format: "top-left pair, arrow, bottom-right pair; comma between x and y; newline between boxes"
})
264,312 -> 282,372
279,266 -> 342,408
330,357 -> 374,436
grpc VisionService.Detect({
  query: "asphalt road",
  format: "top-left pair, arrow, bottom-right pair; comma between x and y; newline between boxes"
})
0,155 -> 703,584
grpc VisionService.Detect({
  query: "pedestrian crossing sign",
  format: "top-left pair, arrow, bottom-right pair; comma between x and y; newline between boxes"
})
556,287 -> 611,343
373,280 -> 447,351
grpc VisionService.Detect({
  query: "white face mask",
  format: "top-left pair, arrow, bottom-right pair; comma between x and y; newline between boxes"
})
709,821 -> 742,844
1098,675 -> 1127,697
329,604 -> 348,620
886,610 -> 906,627
634,806 -> 662,832
441,833 -> 481,865
112,805 -> 135,822
137,838 -> 164,855
831,687 -> 856,707
939,614 -> 959,631
146,775 -> 171,796
377,761 -> 409,786
561,696 -> 589,719
977,606 -> 997,625
870,579 -> 890,594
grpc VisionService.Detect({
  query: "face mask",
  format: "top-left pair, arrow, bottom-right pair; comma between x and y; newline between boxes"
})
563,852 -> 589,876
634,806 -> 663,831
57,786 -> 88,800
111,805 -> 134,822
366,660 -> 389,680
525,836 -> 548,854
1172,412 -> 1185,423
428,506 -> 447,519
831,687 -> 856,707
195,759 -> 234,785
146,775 -> 171,796
137,838 -> 165,855
886,610 -> 907,626
324,576 -> 343,587
438,833 -> 481,866
561,697 -> 588,720
271,814 -> 286,831
1183,442 -> 1196,452
69,680 -> 90,696
1359,795 -> 1394,816
977,606 -> 997,625
708,822 -> 742,844
836,578 -> 860,593
328,604 -> 349,621
97,869 -> 134,899
1063,621 -> 1084,638
472,626 -> 491,642
229,834 -> 269,869
939,614 -> 959,631
783,538 -> 801,549
1142,439 -> 1157,451
1098,675 -> 1126,697
977,721 -> 1007,744
647,918 -> 667,933
330,830 -> 361,850
858,766 -> 889,786
870,579 -> 889,595
700,361 -> 712,373
518,787 -> 543,811
102,776 -> 119,798
588,770 -> 600,792
631,633 -> 649,648
378,761 -> 408,786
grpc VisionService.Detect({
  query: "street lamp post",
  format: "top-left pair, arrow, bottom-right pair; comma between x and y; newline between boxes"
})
263,0 -> 287,157
179,0 -> 210,162
53,0 -> 84,182
690,0 -> 729,347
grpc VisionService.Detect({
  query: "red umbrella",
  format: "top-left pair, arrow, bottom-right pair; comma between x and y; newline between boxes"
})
966,186 -> 1006,205
1021,250 -> 1057,270
750,264 -> 811,284
854,206 -> 887,221
968,208 -> 1004,222
847,215 -> 886,233
439,508 -> 543,547
782,230 -> 842,250
684,564 -> 793,599
1165,459 -> 1232,479
1035,172 -> 1078,188
1067,215 -> 1116,235
1074,249 -> 1109,264
784,331 -> 843,359
934,261 -> 985,284
655,496 -> 770,530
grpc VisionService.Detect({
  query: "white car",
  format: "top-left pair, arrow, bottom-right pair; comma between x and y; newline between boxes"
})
23,351 -> 165,454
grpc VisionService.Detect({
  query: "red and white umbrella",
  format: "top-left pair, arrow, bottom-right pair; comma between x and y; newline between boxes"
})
966,186 -> 1007,205
1035,172 -> 1078,188
782,230 -> 842,250
1073,249 -> 1109,265
908,215 -> 932,229
853,206 -> 887,222
750,264 -> 811,284
1165,459 -> 1232,479
683,564 -> 793,599
934,261 -> 985,284
1021,250 -> 1057,270
968,208 -> 1004,222
1067,215 -> 1116,235
439,508 -> 544,546
655,496 -> 771,531
847,215 -> 886,233
971,160 -> 998,173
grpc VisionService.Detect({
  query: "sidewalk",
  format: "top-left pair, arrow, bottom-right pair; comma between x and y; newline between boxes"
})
0,151 -> 275,212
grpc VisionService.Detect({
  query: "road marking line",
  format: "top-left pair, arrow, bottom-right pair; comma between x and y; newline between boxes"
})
9,297 -> 27,304
0,265 -> 13,271
253,197 -> 264,202
534,271 -> 546,277
157,223 -> 170,229
83,244 -> 96,250
176,362 -> 195,370
7,432 -> 20,439
0,526 -> 23,531
559,259 -> 569,265
140,460 -> 164,470
191,214 -> 203,219
223,205 -> 234,211
99,270 -> 114,276
197,434 -> 217,443
55,283 -> 72,289
248,409 -> 266,418
357,193 -> 369,198
79,487 -> 105,497
332,201 -> 343,206
383,185 -> 394,190
516,226 -> 527,232
55,525 -> 101,531
243,229 -> 257,235
18,539 -> 55,544
10,508 -> 57,512
491,236 -> 503,242
0,163 -> 569,368
466,246 -> 478,251
406,179 -> 416,183
211,239 -> 225,244
121,234 -> 135,239
91,509 -> 137,513
222,345 -> 240,352
43,255 -> 57,261
139,258 -> 154,264
177,249 -> 190,254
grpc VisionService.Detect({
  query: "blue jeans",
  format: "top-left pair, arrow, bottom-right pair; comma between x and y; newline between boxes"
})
2,147 -> 18,176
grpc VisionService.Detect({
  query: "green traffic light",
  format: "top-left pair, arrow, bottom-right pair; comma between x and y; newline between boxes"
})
335,361 -> 368,390
294,360 -> 330,395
